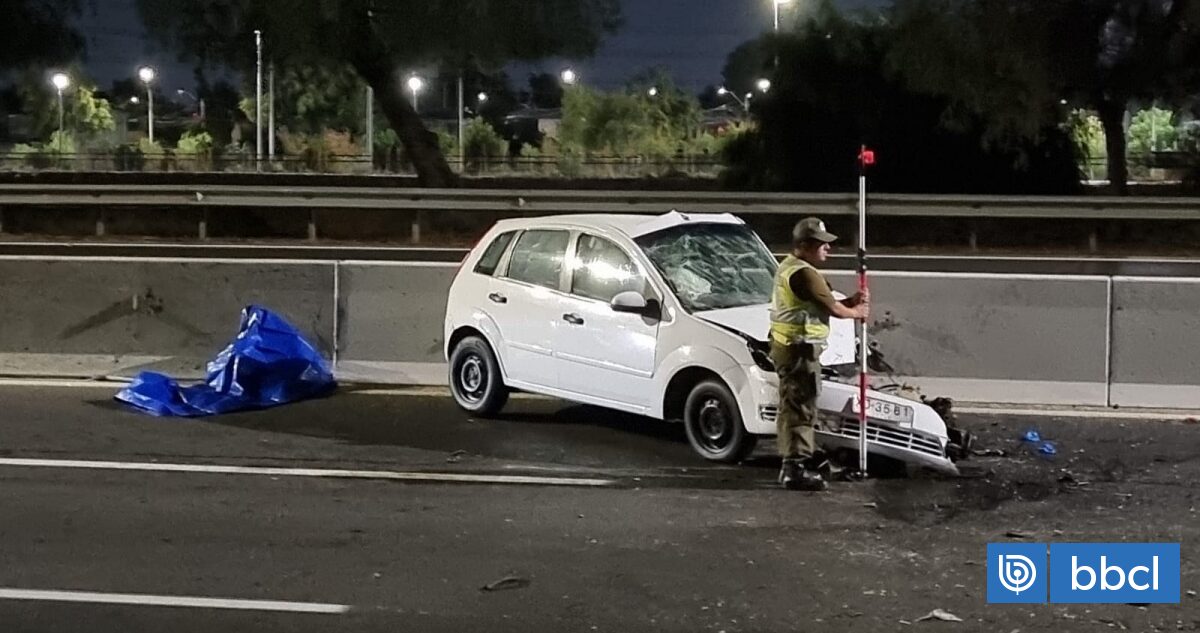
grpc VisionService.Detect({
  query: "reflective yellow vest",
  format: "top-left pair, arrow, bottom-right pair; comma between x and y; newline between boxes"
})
769,255 -> 831,346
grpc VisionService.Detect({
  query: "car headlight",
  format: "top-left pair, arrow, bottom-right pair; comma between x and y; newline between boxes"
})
747,340 -> 774,372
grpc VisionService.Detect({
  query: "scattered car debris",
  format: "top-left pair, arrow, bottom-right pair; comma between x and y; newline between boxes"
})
1005,531 -> 1034,540
480,575 -> 531,592
446,450 -> 469,463
916,608 -> 963,623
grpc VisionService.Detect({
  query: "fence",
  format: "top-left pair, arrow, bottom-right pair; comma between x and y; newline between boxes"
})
0,151 -> 725,179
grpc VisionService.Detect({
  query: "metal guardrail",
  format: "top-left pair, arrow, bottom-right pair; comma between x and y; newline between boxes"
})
1,184 -> 1199,219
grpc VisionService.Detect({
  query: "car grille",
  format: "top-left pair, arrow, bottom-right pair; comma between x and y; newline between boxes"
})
761,406 -> 943,459
826,420 -> 945,458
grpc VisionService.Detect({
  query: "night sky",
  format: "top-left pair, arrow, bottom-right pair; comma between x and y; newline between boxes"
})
76,0 -> 882,96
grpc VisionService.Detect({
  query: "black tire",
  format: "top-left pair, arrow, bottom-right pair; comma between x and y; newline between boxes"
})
448,335 -> 508,416
683,378 -> 758,463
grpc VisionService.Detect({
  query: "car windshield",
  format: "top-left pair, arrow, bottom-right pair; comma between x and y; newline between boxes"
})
634,223 -> 778,312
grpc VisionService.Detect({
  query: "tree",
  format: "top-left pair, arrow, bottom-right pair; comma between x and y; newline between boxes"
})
527,72 -> 565,109
723,0 -> 1081,193
16,67 -> 115,141
888,0 -> 1200,194
136,0 -> 622,186
247,63 -> 368,135
0,0 -> 81,70
721,40 -> 769,98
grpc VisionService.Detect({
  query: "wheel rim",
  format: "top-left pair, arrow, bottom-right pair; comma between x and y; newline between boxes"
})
457,354 -> 487,404
695,396 -> 733,452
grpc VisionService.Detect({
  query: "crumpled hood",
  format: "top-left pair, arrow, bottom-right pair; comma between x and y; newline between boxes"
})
694,302 -> 857,366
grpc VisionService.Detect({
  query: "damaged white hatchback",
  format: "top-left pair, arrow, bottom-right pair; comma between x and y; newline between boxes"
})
444,211 -> 970,475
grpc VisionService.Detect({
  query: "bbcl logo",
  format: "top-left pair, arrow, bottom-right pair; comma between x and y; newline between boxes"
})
988,543 -> 1180,604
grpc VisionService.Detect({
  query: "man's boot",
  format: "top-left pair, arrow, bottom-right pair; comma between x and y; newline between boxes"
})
779,458 -> 827,491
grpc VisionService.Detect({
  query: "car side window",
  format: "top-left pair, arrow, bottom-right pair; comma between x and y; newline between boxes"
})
504,230 -> 570,289
473,231 -> 515,276
570,234 -> 645,302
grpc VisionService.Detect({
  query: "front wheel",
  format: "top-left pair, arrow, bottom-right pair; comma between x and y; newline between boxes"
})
448,335 -> 508,416
683,379 -> 757,463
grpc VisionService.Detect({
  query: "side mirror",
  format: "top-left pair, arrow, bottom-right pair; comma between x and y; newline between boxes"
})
611,291 -> 660,319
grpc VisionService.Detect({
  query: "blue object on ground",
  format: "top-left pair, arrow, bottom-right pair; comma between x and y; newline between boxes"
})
1037,441 -> 1058,456
1022,429 -> 1042,443
115,305 -> 336,416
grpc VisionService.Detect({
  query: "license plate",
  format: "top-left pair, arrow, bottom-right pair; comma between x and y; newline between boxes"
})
850,397 -> 914,425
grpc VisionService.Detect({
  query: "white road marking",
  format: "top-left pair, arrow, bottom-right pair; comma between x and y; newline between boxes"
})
956,406 -> 1196,421
0,458 -> 615,487
0,378 -> 130,388
0,588 -> 349,614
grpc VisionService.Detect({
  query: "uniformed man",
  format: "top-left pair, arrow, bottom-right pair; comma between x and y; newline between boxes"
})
770,217 -> 870,491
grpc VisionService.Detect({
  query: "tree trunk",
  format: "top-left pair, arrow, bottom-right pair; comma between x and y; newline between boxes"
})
343,13 -> 456,188
356,64 -> 458,187
1097,98 -> 1128,196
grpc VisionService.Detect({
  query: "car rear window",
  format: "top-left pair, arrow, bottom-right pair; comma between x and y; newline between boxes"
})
473,231 -> 516,276
505,230 -> 570,289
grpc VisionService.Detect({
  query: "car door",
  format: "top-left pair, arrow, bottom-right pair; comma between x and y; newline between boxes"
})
488,228 -> 571,390
556,232 -> 661,410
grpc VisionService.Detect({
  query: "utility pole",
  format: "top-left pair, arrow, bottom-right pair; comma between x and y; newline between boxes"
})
457,73 -> 465,170
366,85 -> 374,167
268,61 -> 275,162
255,29 -> 263,168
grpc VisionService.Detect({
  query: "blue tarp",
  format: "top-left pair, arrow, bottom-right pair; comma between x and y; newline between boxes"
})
115,305 -> 336,416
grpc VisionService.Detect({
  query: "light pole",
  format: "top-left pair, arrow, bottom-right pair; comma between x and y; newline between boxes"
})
254,29 -> 263,165
773,0 -> 791,32
176,89 -> 206,120
268,61 -> 275,161
137,66 -> 156,143
50,72 -> 70,135
365,85 -> 374,164
407,75 -> 424,113
717,87 -> 748,112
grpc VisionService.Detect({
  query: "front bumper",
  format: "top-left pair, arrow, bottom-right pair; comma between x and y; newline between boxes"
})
757,404 -> 959,475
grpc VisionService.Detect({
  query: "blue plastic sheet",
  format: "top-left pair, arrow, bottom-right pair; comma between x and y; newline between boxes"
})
115,305 -> 336,416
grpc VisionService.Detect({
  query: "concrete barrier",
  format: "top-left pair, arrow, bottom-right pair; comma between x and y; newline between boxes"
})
1110,277 -> 1200,408
1,256 -> 1192,409
334,262 -> 456,385
0,258 -> 334,379
827,271 -> 1110,405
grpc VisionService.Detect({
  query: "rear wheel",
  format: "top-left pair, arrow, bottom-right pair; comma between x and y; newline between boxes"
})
448,335 -> 508,416
683,379 -> 757,463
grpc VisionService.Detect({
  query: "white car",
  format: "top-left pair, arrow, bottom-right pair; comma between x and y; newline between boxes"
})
443,211 -> 968,474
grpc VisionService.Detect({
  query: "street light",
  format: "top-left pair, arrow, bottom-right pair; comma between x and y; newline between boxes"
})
648,86 -> 659,97
477,92 -> 489,104
177,89 -> 206,120
560,68 -> 578,85
137,65 -> 156,143
50,72 -> 70,134
407,75 -> 425,112
757,78 -> 772,93
717,86 -> 748,111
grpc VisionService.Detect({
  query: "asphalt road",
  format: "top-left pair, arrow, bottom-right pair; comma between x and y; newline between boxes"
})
1,383 -> 1198,632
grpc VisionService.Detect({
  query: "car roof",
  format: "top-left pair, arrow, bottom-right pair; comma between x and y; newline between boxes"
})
491,211 -> 746,239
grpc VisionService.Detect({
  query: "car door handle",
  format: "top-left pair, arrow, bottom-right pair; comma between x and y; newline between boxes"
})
562,313 -> 584,325
488,292 -> 507,304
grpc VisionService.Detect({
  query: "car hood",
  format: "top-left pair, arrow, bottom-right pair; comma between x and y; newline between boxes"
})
694,303 -> 857,367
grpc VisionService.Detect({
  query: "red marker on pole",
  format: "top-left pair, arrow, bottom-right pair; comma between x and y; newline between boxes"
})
856,145 -> 874,476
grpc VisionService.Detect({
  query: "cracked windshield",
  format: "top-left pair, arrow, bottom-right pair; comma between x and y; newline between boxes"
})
636,223 -> 777,311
